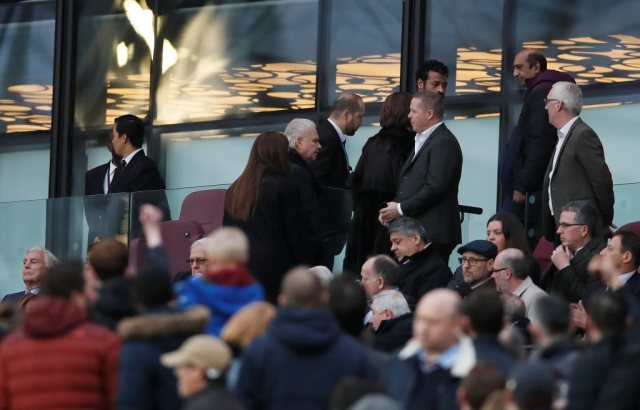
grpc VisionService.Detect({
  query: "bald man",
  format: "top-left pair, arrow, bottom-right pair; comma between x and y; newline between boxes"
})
492,248 -> 546,322
235,267 -> 372,410
386,289 -> 474,409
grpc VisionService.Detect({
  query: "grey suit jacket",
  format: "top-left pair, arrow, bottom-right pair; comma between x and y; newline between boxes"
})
542,118 -> 614,239
395,123 -> 463,246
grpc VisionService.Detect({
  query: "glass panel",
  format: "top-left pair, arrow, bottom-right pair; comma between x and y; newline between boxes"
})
613,183 -> 640,228
515,0 -> 640,89
424,0 -> 503,95
75,0 -> 152,130
448,112 -> 500,241
327,0 -> 402,104
0,186 -> 238,296
155,0 -> 318,124
0,1 -> 55,133
159,122 -> 290,189
578,96 -> 640,228
0,137 -> 50,202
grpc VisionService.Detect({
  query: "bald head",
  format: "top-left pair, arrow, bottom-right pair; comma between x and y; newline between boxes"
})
279,266 -> 327,308
493,248 -> 529,293
414,289 -> 461,356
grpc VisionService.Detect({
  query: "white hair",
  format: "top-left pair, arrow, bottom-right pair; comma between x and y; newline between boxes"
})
26,247 -> 58,269
551,81 -> 582,115
206,227 -> 248,264
308,265 -> 333,288
372,289 -> 410,318
284,118 -> 317,148
190,237 -> 210,251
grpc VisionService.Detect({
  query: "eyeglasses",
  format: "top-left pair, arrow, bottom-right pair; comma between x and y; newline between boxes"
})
490,267 -> 508,274
458,257 -> 488,266
186,258 -> 207,265
557,222 -> 585,229
544,98 -> 560,105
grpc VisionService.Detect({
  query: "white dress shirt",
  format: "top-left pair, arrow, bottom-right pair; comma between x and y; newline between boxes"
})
398,121 -> 444,216
103,161 -> 119,194
548,116 -> 579,215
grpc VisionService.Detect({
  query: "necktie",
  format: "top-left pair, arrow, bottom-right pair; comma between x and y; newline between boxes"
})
110,159 -> 126,188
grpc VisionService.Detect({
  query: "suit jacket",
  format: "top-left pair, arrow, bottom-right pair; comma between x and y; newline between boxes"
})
395,123 -> 463,246
107,150 -> 171,237
310,120 -> 350,189
540,237 -> 606,303
84,162 -> 126,242
85,162 -> 110,196
623,273 -> 640,300
542,118 -> 614,240
1,291 -> 24,306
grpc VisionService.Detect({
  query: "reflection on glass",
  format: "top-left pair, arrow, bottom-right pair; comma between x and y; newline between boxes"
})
516,0 -> 640,89
523,36 -> 640,85
0,2 -> 55,133
75,1 -> 152,129
329,0 -> 402,102
155,0 -> 318,124
425,0 -> 503,96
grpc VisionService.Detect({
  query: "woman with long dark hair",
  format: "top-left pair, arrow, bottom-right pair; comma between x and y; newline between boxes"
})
223,131 -> 311,303
343,92 -> 415,274
486,212 -> 531,255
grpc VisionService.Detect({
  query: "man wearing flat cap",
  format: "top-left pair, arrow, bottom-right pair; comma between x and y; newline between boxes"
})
161,335 -> 242,410
449,240 -> 497,297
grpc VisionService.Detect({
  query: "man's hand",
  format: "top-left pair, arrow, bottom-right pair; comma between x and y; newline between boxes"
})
570,300 -> 587,330
512,190 -> 526,204
139,204 -> 163,247
551,245 -> 571,270
379,202 -> 400,226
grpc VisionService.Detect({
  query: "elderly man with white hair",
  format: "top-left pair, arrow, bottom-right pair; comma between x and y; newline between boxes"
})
284,118 -> 322,264
542,81 -> 614,241
369,289 -> 413,352
1,246 -> 58,306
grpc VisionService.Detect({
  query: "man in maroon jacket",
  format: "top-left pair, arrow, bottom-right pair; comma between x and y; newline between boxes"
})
0,261 -> 120,410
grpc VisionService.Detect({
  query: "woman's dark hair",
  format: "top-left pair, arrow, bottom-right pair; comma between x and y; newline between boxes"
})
224,131 -> 290,221
487,212 -> 531,255
380,92 -> 412,129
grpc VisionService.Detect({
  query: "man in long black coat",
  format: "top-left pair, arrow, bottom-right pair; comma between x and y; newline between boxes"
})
284,118 -> 323,264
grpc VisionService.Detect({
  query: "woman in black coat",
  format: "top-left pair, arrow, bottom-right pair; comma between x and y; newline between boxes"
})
223,131 -> 312,303
344,92 -> 415,274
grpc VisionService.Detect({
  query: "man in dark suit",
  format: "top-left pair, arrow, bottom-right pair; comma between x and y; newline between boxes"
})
542,81 -> 614,241
1,247 -> 58,306
107,114 -> 170,238
84,142 -> 125,243
310,92 -> 364,189
388,217 -> 452,309
541,200 -> 606,303
379,91 -> 463,262
598,231 -> 640,300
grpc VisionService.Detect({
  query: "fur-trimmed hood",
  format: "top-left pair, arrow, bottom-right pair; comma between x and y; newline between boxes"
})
117,305 -> 209,340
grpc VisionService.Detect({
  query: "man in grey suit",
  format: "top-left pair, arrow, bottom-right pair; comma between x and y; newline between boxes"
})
379,91 -> 463,262
542,81 -> 614,241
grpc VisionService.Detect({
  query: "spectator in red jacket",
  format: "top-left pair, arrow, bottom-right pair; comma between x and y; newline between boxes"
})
0,261 -> 120,410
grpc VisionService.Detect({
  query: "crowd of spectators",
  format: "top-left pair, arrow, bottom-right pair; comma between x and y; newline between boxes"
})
0,51 -> 635,410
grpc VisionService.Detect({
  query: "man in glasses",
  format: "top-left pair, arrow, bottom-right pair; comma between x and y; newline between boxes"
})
540,200 -> 606,303
542,81 -> 614,241
450,240 -> 497,298
499,49 -> 575,248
